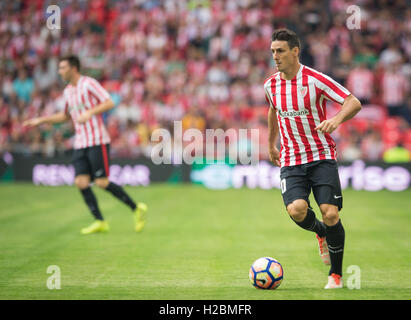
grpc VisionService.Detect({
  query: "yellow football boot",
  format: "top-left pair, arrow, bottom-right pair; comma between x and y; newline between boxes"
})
134,202 -> 148,232
80,220 -> 110,235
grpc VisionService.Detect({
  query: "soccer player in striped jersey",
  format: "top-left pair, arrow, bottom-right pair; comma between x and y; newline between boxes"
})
265,29 -> 362,289
23,55 -> 148,234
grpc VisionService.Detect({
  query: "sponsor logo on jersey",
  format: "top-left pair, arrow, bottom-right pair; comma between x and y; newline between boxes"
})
278,109 -> 309,118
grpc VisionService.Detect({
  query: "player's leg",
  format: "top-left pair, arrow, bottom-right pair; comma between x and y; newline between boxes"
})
319,203 -> 344,289
281,166 -> 326,237
286,199 -> 326,237
284,191 -> 330,266
76,174 -> 109,234
310,160 -> 345,288
73,148 -> 105,221
91,144 -> 148,232
75,174 -> 103,221
91,144 -> 137,211
73,148 -> 108,234
95,177 -> 137,211
95,177 -> 148,232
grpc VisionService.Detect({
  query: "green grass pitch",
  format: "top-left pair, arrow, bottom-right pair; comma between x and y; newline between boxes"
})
0,183 -> 410,300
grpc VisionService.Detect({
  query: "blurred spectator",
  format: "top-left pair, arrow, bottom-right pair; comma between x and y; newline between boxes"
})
381,62 -> 409,118
361,130 -> 384,161
339,135 -> 362,162
383,144 -> 411,163
353,44 -> 378,70
33,57 -> 57,92
379,41 -> 403,67
115,95 -> 142,128
346,62 -> 374,105
12,68 -> 34,103
182,108 -> 206,132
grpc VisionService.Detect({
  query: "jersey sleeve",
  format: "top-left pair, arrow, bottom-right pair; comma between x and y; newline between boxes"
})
86,77 -> 111,103
314,71 -> 350,104
264,81 -> 275,109
62,91 -> 69,114
64,101 -> 69,114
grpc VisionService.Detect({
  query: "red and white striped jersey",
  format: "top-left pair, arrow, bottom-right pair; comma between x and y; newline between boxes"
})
63,75 -> 111,149
264,64 -> 350,167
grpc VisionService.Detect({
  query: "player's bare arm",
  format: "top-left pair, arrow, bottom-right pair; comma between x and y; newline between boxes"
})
315,94 -> 362,133
77,99 -> 115,124
23,112 -> 70,128
268,107 -> 281,167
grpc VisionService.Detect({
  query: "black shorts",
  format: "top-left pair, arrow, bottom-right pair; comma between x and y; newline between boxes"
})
72,144 -> 110,180
280,159 -> 343,211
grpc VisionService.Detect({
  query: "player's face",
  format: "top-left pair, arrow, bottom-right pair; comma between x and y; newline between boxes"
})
271,41 -> 298,72
58,60 -> 73,82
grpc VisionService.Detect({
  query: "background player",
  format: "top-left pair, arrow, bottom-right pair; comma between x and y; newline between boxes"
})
23,55 -> 148,234
264,29 -> 362,289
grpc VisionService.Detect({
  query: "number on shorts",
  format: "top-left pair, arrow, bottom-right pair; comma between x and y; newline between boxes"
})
281,179 -> 286,194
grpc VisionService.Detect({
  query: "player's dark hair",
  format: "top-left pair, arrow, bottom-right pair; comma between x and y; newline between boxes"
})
271,28 -> 301,51
59,55 -> 81,71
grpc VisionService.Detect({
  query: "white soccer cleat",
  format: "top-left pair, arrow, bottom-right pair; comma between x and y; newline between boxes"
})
324,273 -> 343,289
316,234 -> 331,265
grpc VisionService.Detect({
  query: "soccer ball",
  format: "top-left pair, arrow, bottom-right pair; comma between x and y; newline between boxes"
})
249,257 -> 283,290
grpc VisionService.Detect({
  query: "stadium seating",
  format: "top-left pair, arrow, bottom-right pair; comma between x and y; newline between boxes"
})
0,0 -> 410,160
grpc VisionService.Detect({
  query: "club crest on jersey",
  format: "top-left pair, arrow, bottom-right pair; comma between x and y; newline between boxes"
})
299,86 -> 308,97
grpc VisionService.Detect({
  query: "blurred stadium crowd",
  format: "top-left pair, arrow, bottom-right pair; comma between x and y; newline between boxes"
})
0,0 -> 410,161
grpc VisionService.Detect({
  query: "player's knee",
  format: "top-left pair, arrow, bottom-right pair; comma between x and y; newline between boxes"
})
95,178 -> 109,189
287,199 -> 308,222
75,176 -> 90,189
320,205 -> 339,225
